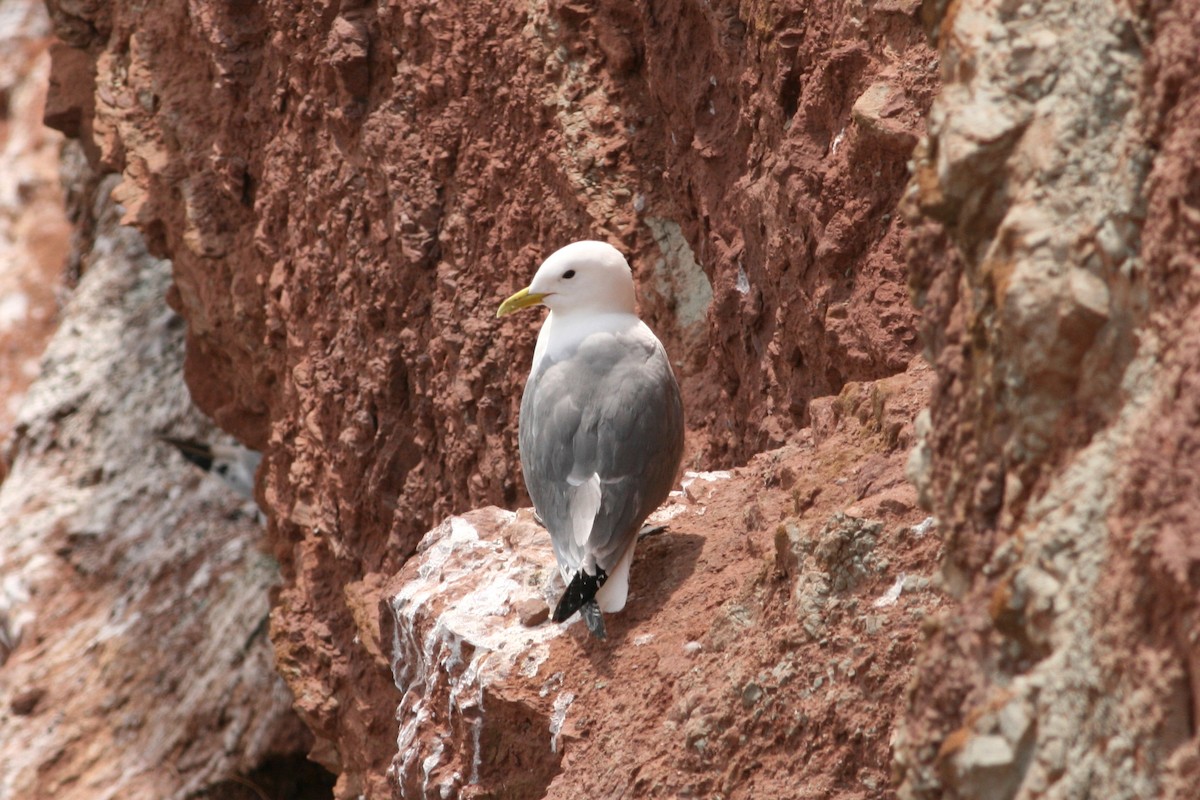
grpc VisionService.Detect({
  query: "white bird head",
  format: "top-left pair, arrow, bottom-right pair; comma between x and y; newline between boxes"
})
497,240 -> 636,318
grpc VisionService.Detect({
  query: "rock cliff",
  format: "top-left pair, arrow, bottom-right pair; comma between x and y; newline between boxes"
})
0,0 -> 1195,797
897,1 -> 1200,796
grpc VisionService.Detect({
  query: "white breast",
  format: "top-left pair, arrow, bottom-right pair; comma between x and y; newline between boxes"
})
531,310 -> 643,374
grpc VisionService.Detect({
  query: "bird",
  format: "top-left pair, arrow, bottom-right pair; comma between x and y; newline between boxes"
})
496,240 -> 685,639
160,436 -> 262,501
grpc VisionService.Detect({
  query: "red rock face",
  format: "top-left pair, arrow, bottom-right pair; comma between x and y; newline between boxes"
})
31,0 -> 1200,797
1104,1 -> 1200,794
41,0 -> 933,524
380,363 -> 936,799
0,3 -> 70,451
895,0 -> 1200,796
0,142 -> 321,800
0,6 -> 333,798
38,1 -> 936,793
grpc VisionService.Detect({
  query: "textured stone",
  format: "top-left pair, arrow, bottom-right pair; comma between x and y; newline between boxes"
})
31,4 -> 939,781
0,2 -> 70,446
382,509 -> 565,799
25,0 -> 1200,797
897,0 -> 1200,797
0,156 -> 321,797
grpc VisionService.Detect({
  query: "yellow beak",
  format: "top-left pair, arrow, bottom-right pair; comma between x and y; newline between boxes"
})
496,287 -> 549,318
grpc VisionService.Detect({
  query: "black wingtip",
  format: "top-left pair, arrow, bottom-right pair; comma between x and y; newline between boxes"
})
159,436 -> 215,471
552,567 -> 608,624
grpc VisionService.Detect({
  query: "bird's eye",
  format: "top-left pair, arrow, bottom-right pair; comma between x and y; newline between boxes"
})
563,270 -> 576,279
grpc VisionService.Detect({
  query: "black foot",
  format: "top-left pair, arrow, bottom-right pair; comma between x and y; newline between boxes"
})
580,602 -> 607,639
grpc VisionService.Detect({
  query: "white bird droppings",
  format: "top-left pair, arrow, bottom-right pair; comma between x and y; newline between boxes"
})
872,574 -> 906,608
388,509 -> 566,791
549,692 -> 575,754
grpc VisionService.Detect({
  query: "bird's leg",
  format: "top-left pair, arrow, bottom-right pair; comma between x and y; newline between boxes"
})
580,602 -> 607,639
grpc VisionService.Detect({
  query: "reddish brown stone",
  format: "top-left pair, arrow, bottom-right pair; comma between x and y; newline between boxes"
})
9,686 -> 44,716
33,2 -> 936,794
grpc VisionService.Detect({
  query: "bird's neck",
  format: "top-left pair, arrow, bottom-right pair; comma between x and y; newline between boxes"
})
531,309 -> 640,373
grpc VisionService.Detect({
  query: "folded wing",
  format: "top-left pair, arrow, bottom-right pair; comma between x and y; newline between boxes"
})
519,325 -> 684,612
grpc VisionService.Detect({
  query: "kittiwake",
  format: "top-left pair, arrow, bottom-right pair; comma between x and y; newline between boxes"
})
496,240 -> 685,639
160,436 -> 262,500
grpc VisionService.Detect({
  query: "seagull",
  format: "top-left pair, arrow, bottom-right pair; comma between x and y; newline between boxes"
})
497,241 -> 685,638
160,436 -> 262,501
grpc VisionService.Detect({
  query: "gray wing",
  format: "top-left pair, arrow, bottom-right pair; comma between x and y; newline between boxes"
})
519,328 -> 684,576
